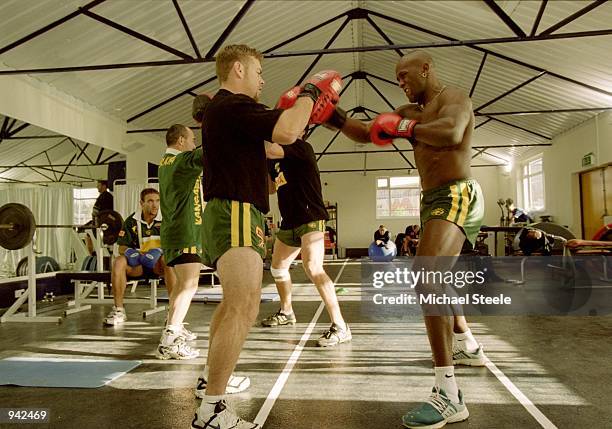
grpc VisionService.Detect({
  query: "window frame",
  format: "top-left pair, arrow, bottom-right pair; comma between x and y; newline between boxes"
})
376,175 -> 421,219
520,154 -> 546,213
73,187 -> 98,225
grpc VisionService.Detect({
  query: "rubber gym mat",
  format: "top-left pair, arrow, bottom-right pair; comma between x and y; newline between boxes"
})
0,357 -> 141,388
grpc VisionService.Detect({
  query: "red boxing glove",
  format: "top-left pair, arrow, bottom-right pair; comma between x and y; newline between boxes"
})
369,113 -> 418,146
298,70 -> 343,124
275,86 -> 302,109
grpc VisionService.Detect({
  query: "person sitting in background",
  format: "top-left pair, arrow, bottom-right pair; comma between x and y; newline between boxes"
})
374,225 -> 390,247
103,188 -> 176,326
403,224 -> 420,256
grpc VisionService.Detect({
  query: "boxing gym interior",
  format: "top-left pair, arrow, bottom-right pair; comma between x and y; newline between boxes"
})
1,1 -> 611,428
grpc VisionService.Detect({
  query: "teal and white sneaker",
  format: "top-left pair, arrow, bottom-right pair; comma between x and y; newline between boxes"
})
452,344 -> 486,366
402,387 -> 469,429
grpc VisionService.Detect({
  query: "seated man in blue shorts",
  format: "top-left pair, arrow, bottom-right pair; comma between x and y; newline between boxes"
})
103,188 -> 176,326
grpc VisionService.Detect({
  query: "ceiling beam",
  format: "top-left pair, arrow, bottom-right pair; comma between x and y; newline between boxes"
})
366,9 -> 612,98
0,138 -> 70,176
172,0 -> 201,58
315,142 -> 551,156
4,27 -> 612,98
469,53 -> 488,98
530,0 -> 548,37
483,0 -> 526,37
81,9 -> 193,59
204,0 -> 255,59
539,0 -> 607,35
320,165 -> 503,173
0,0 -> 105,56
296,16 -> 351,85
478,107 -> 612,116
487,116 -> 551,140
365,15 -> 403,57
474,72 -> 547,111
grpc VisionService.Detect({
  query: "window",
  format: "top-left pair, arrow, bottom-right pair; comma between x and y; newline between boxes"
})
521,156 -> 545,211
376,176 -> 421,218
73,188 -> 98,225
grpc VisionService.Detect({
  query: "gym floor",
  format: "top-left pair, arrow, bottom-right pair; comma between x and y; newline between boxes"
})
1,260 -> 611,429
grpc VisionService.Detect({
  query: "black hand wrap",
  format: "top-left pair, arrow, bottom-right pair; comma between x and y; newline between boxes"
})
297,83 -> 322,104
323,106 -> 347,131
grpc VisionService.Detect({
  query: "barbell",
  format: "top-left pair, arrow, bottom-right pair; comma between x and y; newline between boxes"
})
0,203 -> 123,250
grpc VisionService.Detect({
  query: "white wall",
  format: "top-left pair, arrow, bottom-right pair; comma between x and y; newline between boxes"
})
318,166 -> 501,251
514,111 -> 612,238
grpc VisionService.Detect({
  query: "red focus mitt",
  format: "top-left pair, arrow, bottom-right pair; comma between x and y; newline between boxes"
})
275,86 -> 302,109
298,70 -> 343,124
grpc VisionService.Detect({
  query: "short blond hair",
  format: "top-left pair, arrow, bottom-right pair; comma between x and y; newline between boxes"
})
215,44 -> 263,83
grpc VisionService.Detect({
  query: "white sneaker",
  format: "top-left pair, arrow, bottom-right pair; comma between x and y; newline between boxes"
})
157,336 -> 200,360
195,373 -> 251,397
180,323 -> 198,341
191,400 -> 259,429
103,306 -> 126,326
452,344 -> 487,366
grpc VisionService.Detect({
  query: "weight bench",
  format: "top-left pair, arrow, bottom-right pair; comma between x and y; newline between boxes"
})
564,239 -> 612,283
58,271 -> 166,318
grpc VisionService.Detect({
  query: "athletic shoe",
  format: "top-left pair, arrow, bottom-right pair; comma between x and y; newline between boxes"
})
163,316 -> 199,341
452,344 -> 486,366
317,323 -> 352,347
191,399 -> 260,429
195,373 -> 251,397
157,336 -> 200,360
103,306 -> 127,326
260,309 -> 296,327
180,323 -> 198,341
402,387 -> 469,429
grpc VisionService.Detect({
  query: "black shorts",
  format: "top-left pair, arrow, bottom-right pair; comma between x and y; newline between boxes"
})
166,252 -> 202,267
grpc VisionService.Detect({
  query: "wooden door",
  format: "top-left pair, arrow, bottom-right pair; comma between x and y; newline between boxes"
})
580,165 -> 609,239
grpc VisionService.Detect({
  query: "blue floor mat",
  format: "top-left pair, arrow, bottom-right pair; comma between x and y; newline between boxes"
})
0,357 -> 142,388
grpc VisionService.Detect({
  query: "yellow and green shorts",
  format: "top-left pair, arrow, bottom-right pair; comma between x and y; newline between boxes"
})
202,198 -> 266,268
276,220 -> 326,248
164,246 -> 202,267
420,178 -> 484,247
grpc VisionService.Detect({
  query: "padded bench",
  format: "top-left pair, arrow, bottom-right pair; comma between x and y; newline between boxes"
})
58,271 -> 166,318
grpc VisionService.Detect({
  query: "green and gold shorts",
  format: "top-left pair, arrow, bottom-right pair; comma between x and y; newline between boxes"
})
202,198 -> 266,268
420,178 -> 484,246
276,219 -> 326,248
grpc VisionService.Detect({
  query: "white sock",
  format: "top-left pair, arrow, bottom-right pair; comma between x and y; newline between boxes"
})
202,364 -> 209,379
165,323 -> 181,333
198,394 -> 224,414
434,366 -> 459,403
454,329 -> 478,353
160,324 -> 181,345
114,306 -> 125,312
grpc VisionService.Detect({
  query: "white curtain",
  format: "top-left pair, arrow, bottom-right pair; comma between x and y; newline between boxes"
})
0,186 -> 73,275
113,182 -> 160,219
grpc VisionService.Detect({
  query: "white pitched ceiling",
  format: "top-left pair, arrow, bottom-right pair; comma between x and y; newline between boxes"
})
0,115 -> 122,183
1,0 -> 611,181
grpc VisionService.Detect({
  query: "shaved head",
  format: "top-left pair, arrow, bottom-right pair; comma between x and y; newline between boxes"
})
397,50 -> 434,69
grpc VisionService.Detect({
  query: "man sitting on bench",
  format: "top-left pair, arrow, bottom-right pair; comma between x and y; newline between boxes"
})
104,188 -> 176,326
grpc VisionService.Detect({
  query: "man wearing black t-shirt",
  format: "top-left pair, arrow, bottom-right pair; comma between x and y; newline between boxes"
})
192,44 -> 343,429
84,180 -> 114,254
261,138 -> 351,347
93,180 -> 113,218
